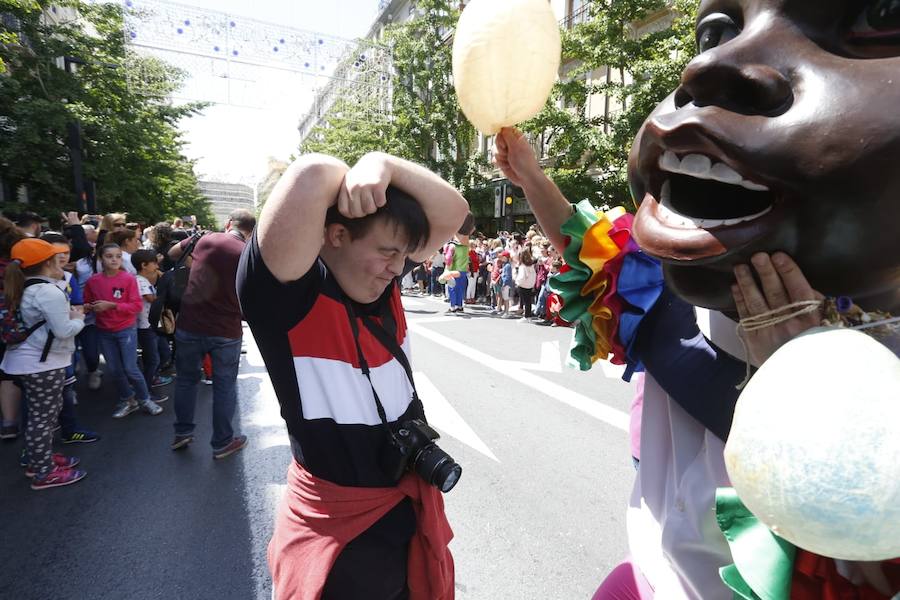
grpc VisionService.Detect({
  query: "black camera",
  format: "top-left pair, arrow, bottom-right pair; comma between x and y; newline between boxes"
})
380,419 -> 462,493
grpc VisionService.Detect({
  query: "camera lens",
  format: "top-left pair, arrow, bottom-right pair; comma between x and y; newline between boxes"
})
413,445 -> 462,493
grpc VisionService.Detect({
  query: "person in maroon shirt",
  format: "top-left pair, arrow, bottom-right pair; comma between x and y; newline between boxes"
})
167,208 -> 256,458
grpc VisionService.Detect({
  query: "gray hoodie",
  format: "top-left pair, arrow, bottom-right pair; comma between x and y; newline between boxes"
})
0,276 -> 84,374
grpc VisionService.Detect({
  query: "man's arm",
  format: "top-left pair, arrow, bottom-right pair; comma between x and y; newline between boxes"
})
494,127 -> 572,254
168,241 -> 184,262
348,152 -> 468,263
257,154 -> 349,283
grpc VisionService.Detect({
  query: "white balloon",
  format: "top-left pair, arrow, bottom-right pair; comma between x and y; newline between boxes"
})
452,0 -> 561,134
725,327 -> 900,560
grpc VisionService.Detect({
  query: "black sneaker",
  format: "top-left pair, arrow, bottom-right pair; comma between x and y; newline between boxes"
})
0,425 -> 19,441
171,434 -> 194,451
61,429 -> 100,444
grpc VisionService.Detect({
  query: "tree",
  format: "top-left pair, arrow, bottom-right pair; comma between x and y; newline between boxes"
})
520,0 -> 700,208
299,0 -> 489,195
0,0 -> 213,225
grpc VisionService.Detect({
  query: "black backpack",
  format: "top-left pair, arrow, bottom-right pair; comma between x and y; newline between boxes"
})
149,232 -> 205,334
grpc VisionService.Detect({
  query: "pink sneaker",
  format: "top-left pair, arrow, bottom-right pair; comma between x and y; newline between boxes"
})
24,454 -> 80,478
30,465 -> 87,490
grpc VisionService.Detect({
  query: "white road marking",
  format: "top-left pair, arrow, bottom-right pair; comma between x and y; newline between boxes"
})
414,371 -> 499,462
405,316 -> 459,325
500,341 -> 562,373
407,321 -> 629,432
401,297 -> 425,308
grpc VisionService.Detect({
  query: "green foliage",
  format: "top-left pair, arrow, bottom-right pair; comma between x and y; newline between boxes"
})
521,0 -> 700,208
0,0 -> 213,225
299,0 -> 488,194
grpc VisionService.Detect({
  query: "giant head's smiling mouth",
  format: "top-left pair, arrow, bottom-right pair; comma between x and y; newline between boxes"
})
656,151 -> 777,228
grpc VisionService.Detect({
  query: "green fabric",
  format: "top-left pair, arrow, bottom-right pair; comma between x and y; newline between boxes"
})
716,487 -> 797,600
548,200 -> 601,371
449,242 -> 468,272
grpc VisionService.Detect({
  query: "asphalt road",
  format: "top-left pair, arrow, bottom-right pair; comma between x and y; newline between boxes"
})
0,294 -> 638,600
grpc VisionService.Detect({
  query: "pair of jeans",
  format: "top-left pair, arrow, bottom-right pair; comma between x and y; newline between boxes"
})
77,324 -> 100,373
429,266 -> 444,295
157,333 -> 172,367
173,329 -> 242,449
535,282 -> 550,320
97,327 -> 151,402
447,272 -> 467,308
137,327 -> 160,388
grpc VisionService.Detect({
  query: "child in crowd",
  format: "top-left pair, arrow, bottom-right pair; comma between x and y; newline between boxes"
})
1,239 -> 87,490
514,248 -> 537,319
499,251 -> 513,317
84,243 -> 164,418
39,232 -> 99,443
132,249 -> 173,394
73,236 -> 103,391
106,228 -> 141,275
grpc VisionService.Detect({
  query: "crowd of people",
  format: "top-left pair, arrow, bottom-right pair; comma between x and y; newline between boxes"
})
0,207 -> 255,490
403,226 -> 567,325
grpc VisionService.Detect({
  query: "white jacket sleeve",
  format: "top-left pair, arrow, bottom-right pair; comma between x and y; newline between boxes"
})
38,285 -> 85,340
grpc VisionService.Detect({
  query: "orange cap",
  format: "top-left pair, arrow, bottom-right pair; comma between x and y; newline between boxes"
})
10,238 -> 67,269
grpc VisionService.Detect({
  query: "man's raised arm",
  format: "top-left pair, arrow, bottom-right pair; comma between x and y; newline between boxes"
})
257,154 -> 349,283
345,152 -> 469,262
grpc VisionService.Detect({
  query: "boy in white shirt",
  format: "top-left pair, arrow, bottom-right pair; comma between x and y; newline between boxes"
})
131,250 -> 172,399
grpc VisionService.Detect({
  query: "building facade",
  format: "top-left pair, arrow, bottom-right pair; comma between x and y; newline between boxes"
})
198,181 -> 255,229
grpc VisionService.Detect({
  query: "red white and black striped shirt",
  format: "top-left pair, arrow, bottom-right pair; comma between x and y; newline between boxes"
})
237,231 -> 425,489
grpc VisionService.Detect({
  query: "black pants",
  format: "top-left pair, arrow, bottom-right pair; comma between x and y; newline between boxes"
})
518,286 -> 535,318
321,499 -> 414,600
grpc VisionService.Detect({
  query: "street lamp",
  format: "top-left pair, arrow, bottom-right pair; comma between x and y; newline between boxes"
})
60,56 -> 118,214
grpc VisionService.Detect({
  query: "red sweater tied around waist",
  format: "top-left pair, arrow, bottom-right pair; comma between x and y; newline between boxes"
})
268,459 -> 454,600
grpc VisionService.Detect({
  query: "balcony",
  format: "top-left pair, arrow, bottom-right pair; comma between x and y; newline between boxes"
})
559,3 -> 592,30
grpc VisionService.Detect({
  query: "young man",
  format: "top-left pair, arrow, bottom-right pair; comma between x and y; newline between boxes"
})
168,208 -> 256,458
238,152 -> 468,600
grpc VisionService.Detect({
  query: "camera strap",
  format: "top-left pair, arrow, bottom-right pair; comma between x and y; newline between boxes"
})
340,294 -> 420,446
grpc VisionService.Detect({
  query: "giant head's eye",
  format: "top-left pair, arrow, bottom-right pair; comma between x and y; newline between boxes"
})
696,12 -> 740,53
866,0 -> 900,30
848,0 -> 900,43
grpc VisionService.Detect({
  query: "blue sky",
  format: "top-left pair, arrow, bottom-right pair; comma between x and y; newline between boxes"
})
142,0 -> 383,185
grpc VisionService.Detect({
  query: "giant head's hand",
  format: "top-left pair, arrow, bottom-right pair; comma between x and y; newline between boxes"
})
627,0 -> 900,313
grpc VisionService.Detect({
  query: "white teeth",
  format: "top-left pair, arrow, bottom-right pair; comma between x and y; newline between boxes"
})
657,152 -> 769,191
660,151 -> 680,173
680,154 -> 711,176
740,181 -> 769,191
709,162 -> 743,185
657,178 -> 773,230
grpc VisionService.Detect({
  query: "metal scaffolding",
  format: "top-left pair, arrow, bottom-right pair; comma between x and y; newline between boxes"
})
121,0 -> 392,120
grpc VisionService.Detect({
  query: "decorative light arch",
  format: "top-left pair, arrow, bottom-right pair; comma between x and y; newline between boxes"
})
122,0 -> 392,121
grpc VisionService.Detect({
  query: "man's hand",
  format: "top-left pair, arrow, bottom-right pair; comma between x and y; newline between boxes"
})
732,252 -> 824,367
69,305 -> 84,320
494,127 -> 541,188
337,153 -> 391,219
61,211 -> 80,226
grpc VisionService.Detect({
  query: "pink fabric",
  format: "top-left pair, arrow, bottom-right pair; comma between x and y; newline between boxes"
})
84,270 -> 142,332
629,373 -> 645,461
592,560 -> 654,600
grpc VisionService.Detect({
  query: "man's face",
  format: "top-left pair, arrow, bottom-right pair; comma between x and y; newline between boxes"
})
327,219 -> 411,304
628,0 -> 900,311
